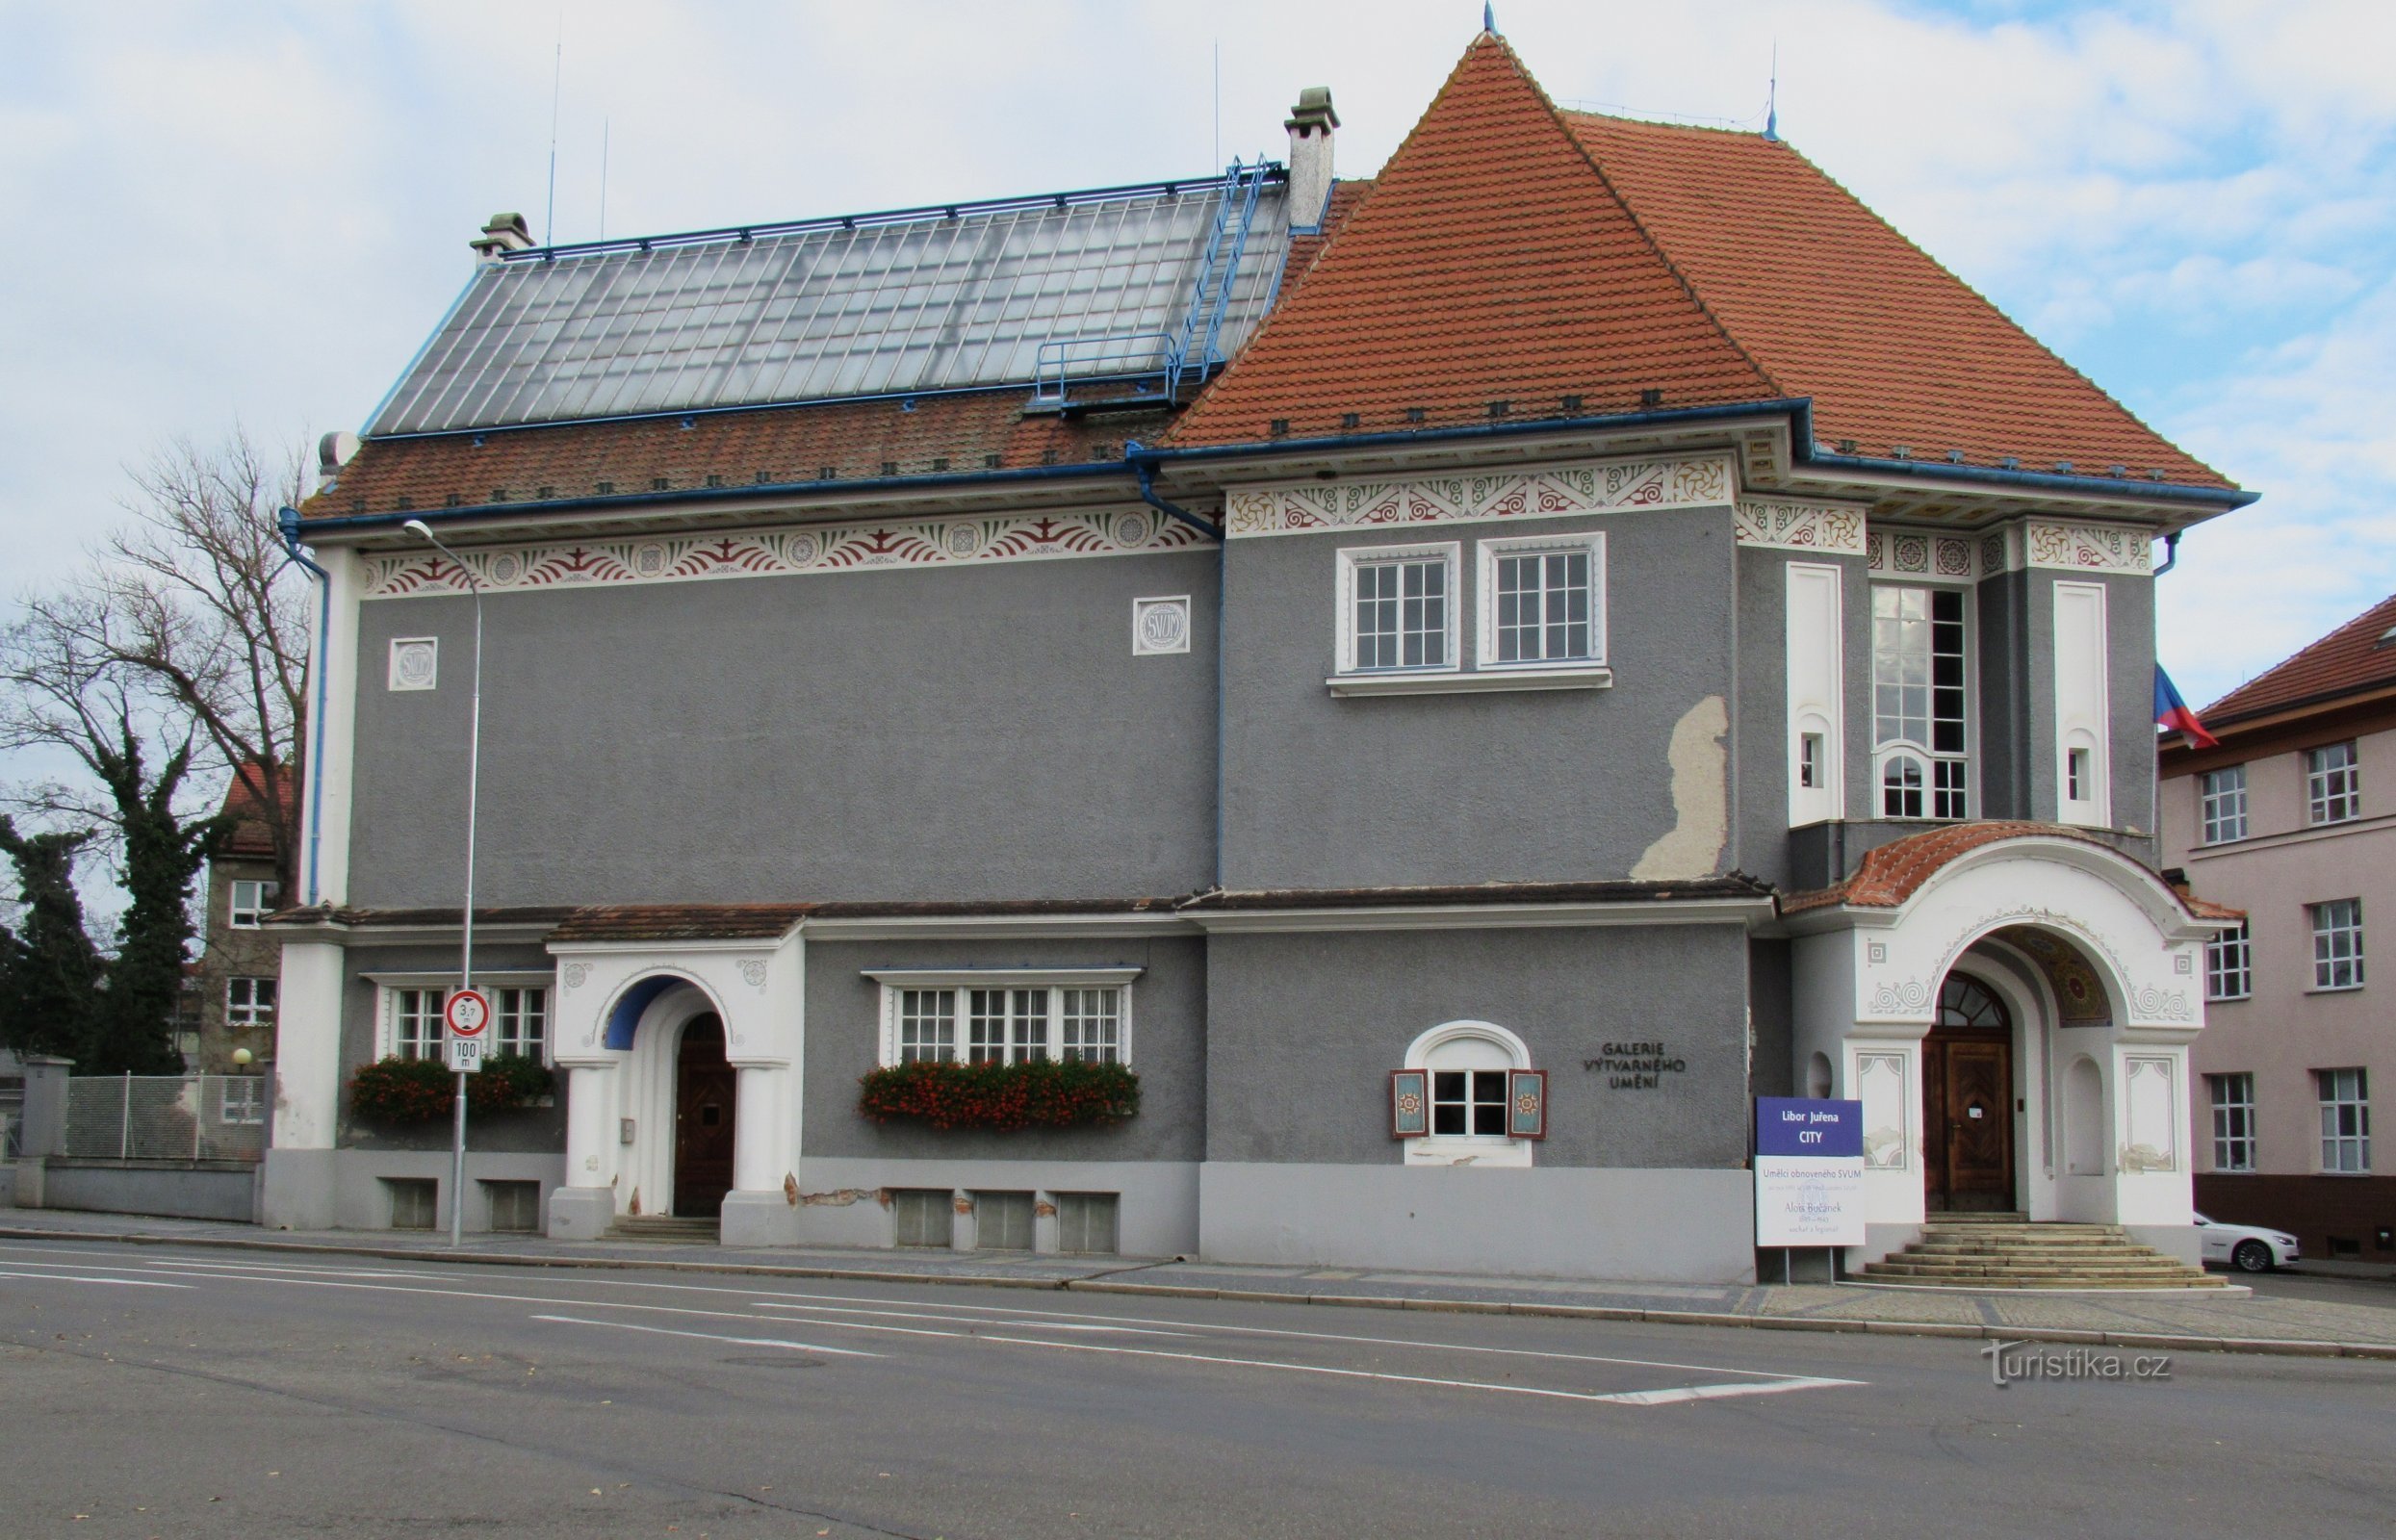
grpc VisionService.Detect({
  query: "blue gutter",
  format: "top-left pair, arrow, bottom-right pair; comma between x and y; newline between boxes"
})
1131,398 -> 2257,511
276,506 -> 333,906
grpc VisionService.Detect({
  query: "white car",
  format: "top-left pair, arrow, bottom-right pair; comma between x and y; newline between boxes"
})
2195,1212 -> 2302,1273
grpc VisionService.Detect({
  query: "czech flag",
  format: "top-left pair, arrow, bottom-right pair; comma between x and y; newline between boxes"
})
2154,666 -> 2219,749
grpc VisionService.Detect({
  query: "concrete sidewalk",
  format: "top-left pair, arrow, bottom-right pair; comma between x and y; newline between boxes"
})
6,1204 -> 2393,1360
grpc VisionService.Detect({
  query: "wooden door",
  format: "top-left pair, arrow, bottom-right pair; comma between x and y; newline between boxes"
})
673,1014 -> 736,1218
1922,1033 -> 2014,1211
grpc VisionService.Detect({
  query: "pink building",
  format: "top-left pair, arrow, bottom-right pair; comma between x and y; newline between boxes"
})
2162,596 -> 2396,1263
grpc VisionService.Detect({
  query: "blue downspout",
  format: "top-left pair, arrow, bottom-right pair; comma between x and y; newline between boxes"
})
2152,531 -> 2180,577
1128,451 -> 1227,890
277,506 -> 333,907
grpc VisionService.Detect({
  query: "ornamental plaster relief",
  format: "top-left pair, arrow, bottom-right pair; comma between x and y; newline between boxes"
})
362,506 -> 1202,599
1223,454 -> 1734,537
1863,521 -> 2153,580
1733,498 -> 1867,554
549,938 -> 800,1067
1848,852 -> 2203,1031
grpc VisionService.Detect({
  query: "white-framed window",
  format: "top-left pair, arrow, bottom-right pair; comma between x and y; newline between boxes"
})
1871,583 -> 1970,820
1336,542 -> 1459,675
869,971 -> 1139,1067
391,987 -> 447,1061
228,879 -> 279,929
2318,1067 -> 2370,1172
2306,741 -> 2359,826
2199,765 -> 2248,844
226,976 -> 277,1028
1398,1020 -> 1540,1168
221,1076 -> 266,1126
2309,899 -> 2364,990
494,987 -> 548,1060
2207,1072 -> 2255,1171
1475,531 -> 1606,669
2206,921 -> 2252,1001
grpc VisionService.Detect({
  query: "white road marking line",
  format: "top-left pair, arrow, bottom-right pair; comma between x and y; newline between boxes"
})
0,1268 -> 193,1289
530,1315 -> 879,1357
0,1244 -> 1866,1404
969,1332 -> 1864,1406
1587,1377 -> 1865,1406
742,1299 -> 1191,1337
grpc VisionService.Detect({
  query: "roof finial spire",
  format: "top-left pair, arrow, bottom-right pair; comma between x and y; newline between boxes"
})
1482,4 -> 1497,36
1765,41 -> 1779,141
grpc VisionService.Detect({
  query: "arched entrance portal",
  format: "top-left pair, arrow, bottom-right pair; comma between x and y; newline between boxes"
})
1924,974 -> 2015,1213
674,1014 -> 736,1218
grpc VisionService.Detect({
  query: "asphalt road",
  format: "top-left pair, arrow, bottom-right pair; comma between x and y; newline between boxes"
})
3,1239 -> 2391,1539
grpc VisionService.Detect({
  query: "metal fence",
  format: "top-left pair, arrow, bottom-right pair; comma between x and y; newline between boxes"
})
64,1074 -> 269,1163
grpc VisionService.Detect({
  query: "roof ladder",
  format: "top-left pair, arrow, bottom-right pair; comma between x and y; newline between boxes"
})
1166,159 -> 1269,398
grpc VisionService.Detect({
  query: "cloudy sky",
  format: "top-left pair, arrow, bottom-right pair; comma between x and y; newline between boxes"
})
2,0 -> 2391,709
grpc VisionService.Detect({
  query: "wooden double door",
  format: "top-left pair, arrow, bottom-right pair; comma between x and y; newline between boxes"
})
673,1014 -> 736,1218
1922,1027 -> 2015,1212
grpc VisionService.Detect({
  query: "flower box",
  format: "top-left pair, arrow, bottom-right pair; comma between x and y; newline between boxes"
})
858,1060 -> 1140,1132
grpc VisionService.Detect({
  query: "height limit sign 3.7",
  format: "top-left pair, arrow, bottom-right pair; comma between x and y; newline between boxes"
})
444,988 -> 491,1073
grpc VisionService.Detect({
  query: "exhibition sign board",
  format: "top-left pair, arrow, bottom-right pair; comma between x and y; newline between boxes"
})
1754,1097 -> 1867,1247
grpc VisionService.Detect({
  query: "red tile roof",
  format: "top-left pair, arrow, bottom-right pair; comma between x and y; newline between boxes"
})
1168,36 -> 1778,449
1169,36 -> 2229,490
212,761 -> 293,860
1559,115 -> 2227,487
2200,593 -> 2396,725
305,388 -> 1161,521
1780,821 -> 2237,919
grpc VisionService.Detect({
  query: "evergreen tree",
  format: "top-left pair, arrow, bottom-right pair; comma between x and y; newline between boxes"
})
0,816 -> 103,1064
90,733 -> 216,1074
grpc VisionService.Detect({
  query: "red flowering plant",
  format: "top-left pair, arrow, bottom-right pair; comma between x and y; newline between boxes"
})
857,1060 -> 1141,1132
348,1054 -> 555,1124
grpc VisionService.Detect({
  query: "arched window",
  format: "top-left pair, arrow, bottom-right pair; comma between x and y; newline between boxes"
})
1394,1021 -> 1542,1168
1937,975 -> 2008,1031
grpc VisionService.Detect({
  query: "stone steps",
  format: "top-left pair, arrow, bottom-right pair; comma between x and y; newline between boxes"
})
1857,1218 -> 2223,1290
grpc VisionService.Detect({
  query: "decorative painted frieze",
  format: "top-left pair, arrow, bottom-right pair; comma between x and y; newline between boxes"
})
361,506 -> 1204,599
1222,454 -> 1734,538
2023,521 -> 2151,574
1732,498 -> 1867,554
1863,520 -> 2153,580
1865,526 -> 1983,580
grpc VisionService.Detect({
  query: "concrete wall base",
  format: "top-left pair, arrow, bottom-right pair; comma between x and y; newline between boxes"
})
28,1160 -> 259,1223
720,1190 -> 805,1246
784,1157 -> 1200,1256
262,1149 -> 339,1230
11,1156 -> 43,1209
1198,1163 -> 1757,1284
546,1185 -> 615,1241
2125,1222 -> 2202,1267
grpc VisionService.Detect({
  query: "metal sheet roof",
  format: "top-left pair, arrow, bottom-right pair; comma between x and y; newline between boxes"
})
369,176 -> 1292,437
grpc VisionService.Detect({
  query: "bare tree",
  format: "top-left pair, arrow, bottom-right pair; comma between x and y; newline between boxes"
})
15,431 -> 314,895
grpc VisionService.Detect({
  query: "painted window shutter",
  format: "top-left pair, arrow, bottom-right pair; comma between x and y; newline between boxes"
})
1390,1069 -> 1430,1138
1508,1068 -> 1548,1140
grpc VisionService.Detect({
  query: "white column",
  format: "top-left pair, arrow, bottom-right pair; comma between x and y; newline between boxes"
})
563,1064 -> 620,1190
271,940 -> 346,1150
732,1065 -> 787,1194
548,1063 -> 623,1240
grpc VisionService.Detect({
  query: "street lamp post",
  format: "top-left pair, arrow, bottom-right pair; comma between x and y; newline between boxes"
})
402,519 -> 483,1248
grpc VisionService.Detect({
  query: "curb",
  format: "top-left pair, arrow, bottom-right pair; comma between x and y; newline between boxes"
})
6,1223 -> 2393,1361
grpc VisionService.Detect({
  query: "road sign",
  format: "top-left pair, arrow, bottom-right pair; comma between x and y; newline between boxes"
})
1755,1097 -> 1867,1247
446,1036 -> 486,1073
444,988 -> 491,1039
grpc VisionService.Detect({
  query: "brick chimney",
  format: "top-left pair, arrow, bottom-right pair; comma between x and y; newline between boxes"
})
469,212 -> 535,263
1285,88 -> 1338,232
